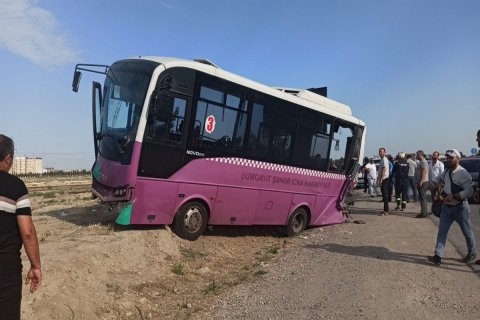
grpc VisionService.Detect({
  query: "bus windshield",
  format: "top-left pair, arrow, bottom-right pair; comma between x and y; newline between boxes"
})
98,61 -> 156,164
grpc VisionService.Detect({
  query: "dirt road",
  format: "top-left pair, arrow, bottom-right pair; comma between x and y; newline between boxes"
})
21,177 -> 286,319
206,194 -> 480,319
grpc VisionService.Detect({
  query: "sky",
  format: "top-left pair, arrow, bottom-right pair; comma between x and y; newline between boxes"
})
0,0 -> 479,170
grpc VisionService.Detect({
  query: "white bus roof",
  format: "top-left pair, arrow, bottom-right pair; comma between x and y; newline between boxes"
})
131,56 -> 364,126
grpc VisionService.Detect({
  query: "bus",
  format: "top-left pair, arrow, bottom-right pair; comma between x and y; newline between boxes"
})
72,57 -> 366,240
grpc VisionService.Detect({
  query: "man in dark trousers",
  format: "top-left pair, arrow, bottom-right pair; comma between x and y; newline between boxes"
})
377,147 -> 390,215
392,152 -> 409,211
0,134 -> 42,319
475,130 -> 480,265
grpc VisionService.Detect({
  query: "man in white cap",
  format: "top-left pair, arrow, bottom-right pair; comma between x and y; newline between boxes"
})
428,149 -> 476,265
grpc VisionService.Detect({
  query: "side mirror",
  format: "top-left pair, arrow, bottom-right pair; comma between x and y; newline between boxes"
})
72,71 -> 82,92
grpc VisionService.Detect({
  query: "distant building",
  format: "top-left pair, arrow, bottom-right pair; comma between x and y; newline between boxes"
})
44,167 -> 55,173
10,156 -> 43,174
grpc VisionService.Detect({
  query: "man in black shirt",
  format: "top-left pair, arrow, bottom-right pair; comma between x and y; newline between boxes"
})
392,152 -> 409,211
0,134 -> 42,319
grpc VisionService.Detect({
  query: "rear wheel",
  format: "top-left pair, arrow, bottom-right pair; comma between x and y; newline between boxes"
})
282,208 -> 308,237
172,201 -> 208,241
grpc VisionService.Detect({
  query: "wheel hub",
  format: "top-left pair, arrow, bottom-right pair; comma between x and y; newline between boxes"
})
184,207 -> 202,232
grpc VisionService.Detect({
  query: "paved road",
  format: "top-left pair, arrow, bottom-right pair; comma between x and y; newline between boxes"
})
371,185 -> 480,262
433,203 -> 480,263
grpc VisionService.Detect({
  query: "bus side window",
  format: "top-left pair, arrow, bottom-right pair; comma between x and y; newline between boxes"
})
191,85 -> 247,155
147,95 -> 186,143
329,122 -> 354,172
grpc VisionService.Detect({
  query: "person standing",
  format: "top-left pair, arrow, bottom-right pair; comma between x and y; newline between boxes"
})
377,147 -> 390,215
429,151 -> 445,209
415,150 -> 430,218
365,158 -> 377,197
362,157 -> 369,193
428,149 -> 476,265
406,154 -> 418,202
475,130 -> 480,265
0,134 -> 42,320
386,154 -> 394,202
392,152 -> 409,211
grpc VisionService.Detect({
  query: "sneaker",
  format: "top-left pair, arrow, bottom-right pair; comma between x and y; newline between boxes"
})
428,255 -> 442,265
464,253 -> 477,263
378,211 -> 389,216
394,206 -> 401,210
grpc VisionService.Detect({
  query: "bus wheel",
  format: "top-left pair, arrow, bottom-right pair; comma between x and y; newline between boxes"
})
282,208 -> 308,237
173,201 -> 208,241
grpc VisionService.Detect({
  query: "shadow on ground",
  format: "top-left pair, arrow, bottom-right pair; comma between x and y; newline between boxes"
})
306,243 -> 479,274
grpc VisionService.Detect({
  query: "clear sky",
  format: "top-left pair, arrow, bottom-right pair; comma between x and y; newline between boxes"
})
0,0 -> 479,169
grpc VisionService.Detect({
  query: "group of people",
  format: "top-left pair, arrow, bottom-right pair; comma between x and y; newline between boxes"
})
362,130 -> 480,267
362,148 -> 433,216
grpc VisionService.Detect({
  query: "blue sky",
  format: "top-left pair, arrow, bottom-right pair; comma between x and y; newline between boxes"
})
0,0 -> 479,169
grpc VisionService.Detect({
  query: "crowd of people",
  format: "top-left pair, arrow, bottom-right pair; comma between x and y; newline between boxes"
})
361,129 -> 480,266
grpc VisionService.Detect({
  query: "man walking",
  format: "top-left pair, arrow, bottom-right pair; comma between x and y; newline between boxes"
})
377,147 -> 390,215
0,134 -> 42,319
415,150 -> 430,218
428,149 -> 476,265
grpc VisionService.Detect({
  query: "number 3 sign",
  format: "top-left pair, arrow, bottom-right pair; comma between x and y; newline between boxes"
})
205,115 -> 216,134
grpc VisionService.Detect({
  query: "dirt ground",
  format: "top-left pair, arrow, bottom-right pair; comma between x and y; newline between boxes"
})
20,176 -> 480,319
21,176 -> 287,320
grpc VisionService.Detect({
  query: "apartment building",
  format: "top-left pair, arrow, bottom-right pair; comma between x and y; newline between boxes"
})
10,156 -> 43,174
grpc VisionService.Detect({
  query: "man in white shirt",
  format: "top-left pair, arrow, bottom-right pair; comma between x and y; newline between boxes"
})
365,158 -> 377,197
377,147 -> 390,215
429,151 -> 444,206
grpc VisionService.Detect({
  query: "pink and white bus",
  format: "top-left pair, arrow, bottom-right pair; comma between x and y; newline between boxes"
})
72,57 -> 365,240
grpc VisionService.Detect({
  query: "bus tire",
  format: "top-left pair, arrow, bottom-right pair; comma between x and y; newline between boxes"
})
172,201 -> 208,241
282,208 -> 308,237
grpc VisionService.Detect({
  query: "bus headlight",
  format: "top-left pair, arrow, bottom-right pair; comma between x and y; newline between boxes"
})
114,187 -> 127,197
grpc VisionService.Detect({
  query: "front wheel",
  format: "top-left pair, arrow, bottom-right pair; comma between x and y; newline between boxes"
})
172,201 -> 208,241
282,208 -> 308,237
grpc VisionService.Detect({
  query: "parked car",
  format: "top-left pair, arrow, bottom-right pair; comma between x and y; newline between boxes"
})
459,156 -> 480,204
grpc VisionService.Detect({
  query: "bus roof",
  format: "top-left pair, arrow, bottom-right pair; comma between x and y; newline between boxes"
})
130,56 -> 365,126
